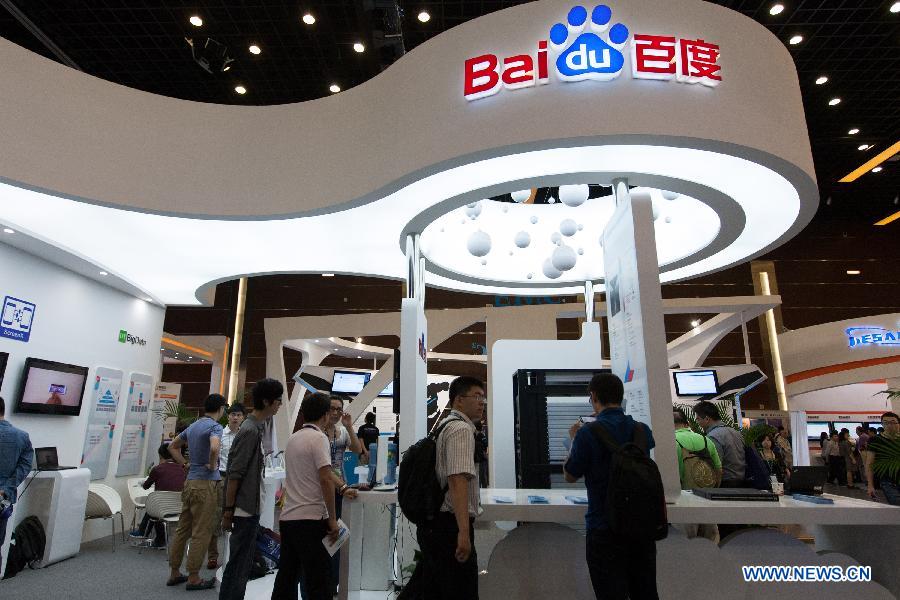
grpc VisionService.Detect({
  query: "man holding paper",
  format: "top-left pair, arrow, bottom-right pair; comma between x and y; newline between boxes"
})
272,391 -> 357,600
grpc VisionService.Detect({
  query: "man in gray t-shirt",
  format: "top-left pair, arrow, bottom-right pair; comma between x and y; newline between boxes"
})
694,401 -> 746,486
166,394 -> 226,590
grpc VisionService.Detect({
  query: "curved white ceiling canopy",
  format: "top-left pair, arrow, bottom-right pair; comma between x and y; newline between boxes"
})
0,0 -> 816,303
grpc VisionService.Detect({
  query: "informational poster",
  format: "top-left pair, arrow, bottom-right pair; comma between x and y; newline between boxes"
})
115,372 -> 154,476
80,367 -> 123,480
601,185 -> 680,500
145,382 -> 181,471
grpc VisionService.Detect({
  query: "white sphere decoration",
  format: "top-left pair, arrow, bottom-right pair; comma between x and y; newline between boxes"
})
551,232 -> 562,245
577,223 -> 584,231
465,201 -> 483,220
548,197 -> 557,204
509,250 -> 514,256
530,215 -> 538,225
651,200 -> 661,221
502,206 -> 509,213
578,247 -> 584,255
542,258 -> 562,279
514,231 -> 531,248
552,244 -> 577,271
559,184 -> 589,207
466,230 -> 491,257
466,202 -> 477,209
526,272 -> 533,280
560,219 -> 578,237
665,216 -> 672,223
662,190 -> 680,201
481,259 -> 487,265
511,189 -> 531,203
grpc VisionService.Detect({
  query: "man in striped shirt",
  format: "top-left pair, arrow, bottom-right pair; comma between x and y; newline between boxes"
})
417,376 -> 486,600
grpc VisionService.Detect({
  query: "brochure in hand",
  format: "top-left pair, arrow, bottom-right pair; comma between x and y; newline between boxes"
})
322,519 -> 350,556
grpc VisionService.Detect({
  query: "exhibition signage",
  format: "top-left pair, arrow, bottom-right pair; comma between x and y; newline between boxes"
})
846,326 -> 900,349
145,382 -> 181,471
1,295 -> 36,342
115,372 -> 154,476
80,367 -> 123,480
464,4 -> 722,101
118,329 -> 147,346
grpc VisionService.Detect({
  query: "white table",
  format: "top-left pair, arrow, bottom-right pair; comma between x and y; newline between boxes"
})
340,488 -> 900,599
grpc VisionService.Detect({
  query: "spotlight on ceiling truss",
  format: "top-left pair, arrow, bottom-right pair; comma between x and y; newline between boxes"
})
185,37 -> 234,73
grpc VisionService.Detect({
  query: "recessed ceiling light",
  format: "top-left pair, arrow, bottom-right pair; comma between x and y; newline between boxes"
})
858,144 -> 870,151
302,13 -> 316,25
356,337 -> 363,343
189,356 -> 193,359
848,128 -> 859,135
769,4 -> 785,15
234,85 -> 247,95
788,35 -> 803,45
418,11 -> 431,22
333,348 -> 339,352
189,15 -> 203,27
828,97 -> 841,106
223,65 -> 231,72
872,167 -> 883,173
314,339 -> 320,343
2,227 -> 14,234
144,297 -> 153,302
249,45 -> 261,55
814,75 -> 828,85
353,42 -> 365,53
891,2 -> 900,13
99,271 -> 108,276
357,355 -> 362,359
690,319 -> 700,327
846,270 -> 860,275
329,84 -> 341,93
322,273 -> 335,277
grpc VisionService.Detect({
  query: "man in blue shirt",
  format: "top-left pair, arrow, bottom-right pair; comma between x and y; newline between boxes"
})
563,374 -> 659,600
167,393 -> 226,590
0,396 -> 33,574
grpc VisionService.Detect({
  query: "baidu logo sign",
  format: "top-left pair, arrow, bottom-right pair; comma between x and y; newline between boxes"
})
463,4 -> 722,101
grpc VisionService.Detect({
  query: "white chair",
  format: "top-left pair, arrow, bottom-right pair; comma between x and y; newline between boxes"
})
85,483 -> 126,551
126,477 -> 152,534
142,490 -> 183,552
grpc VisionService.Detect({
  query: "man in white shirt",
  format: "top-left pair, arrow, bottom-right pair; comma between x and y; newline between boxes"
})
272,392 -> 357,600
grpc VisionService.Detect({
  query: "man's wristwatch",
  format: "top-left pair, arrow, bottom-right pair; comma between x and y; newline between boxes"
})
338,484 -> 349,496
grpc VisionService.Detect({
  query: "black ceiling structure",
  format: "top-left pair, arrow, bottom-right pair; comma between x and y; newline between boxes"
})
1,0 -> 898,407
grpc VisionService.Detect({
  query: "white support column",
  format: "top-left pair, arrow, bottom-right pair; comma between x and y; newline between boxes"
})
584,280 -> 595,323
740,311 -> 751,365
399,234 -> 427,453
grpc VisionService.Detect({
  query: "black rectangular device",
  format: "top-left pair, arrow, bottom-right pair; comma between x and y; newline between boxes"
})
673,369 -> 719,396
785,466 -> 827,496
691,487 -> 779,501
15,357 -> 89,416
34,447 -> 76,470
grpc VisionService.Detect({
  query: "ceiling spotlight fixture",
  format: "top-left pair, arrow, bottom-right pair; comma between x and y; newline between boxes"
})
189,15 -> 203,27
353,42 -> 365,53
814,75 -> 828,85
99,271 -> 108,276
858,144 -> 870,151
848,128 -> 859,135
690,319 -> 700,328
846,270 -> 861,275
249,44 -> 261,55
234,85 -> 247,94
329,84 -> 341,93
185,37 -> 234,73
356,337 -> 363,343
322,273 -> 335,277
356,356 -> 362,359
872,167 -> 883,173
2,227 -> 14,234
302,13 -> 316,25
788,35 -> 803,45
769,4 -> 785,15
314,339 -> 320,343
418,11 -> 431,22
828,97 -> 841,106
891,2 -> 900,13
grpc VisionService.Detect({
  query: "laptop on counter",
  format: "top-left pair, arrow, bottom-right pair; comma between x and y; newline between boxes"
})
692,487 -> 779,502
786,466 -> 827,496
34,447 -> 77,471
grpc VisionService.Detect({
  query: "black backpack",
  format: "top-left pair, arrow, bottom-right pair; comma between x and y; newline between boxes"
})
744,444 -> 773,490
588,421 -> 668,542
2,516 -> 46,579
398,417 -> 461,525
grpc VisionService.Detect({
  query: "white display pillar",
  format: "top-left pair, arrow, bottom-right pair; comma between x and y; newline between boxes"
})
602,179 -> 680,501
399,234 -> 427,453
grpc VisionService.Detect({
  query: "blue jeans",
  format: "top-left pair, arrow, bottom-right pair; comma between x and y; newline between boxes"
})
881,480 -> 900,506
219,514 -> 260,600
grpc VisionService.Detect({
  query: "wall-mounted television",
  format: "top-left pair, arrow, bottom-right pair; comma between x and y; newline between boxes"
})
0,351 -> 8,390
331,370 -> 371,394
15,357 -> 89,416
806,422 -> 832,440
833,422 -> 863,434
378,380 -> 394,398
673,369 -> 719,396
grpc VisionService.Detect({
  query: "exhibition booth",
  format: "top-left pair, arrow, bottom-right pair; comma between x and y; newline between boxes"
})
1,0 -> 898,597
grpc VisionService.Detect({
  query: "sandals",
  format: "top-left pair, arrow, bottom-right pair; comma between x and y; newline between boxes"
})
186,578 -> 216,591
166,575 -> 189,586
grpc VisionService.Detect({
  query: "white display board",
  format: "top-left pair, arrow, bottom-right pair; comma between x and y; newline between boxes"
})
601,186 -> 680,499
145,382 -> 181,470
79,367 -> 123,480
115,372 -> 154,476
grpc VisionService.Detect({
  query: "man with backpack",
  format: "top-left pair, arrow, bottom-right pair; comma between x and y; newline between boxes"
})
672,408 -> 720,542
693,401 -> 746,487
563,374 -> 661,600
0,396 -> 33,575
414,376 -> 486,600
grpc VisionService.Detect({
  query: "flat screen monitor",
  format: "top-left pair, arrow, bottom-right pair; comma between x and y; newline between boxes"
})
673,370 -> 719,396
331,370 -> 370,394
15,357 -> 89,416
833,422 -> 862,434
0,351 -> 8,389
378,380 -> 394,397
806,422 -> 832,440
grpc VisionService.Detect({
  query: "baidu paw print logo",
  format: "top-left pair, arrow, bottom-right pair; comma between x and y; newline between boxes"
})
550,5 -> 629,82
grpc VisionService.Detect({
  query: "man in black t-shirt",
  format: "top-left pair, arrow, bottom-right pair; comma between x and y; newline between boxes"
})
357,412 -> 380,460
866,411 -> 900,505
